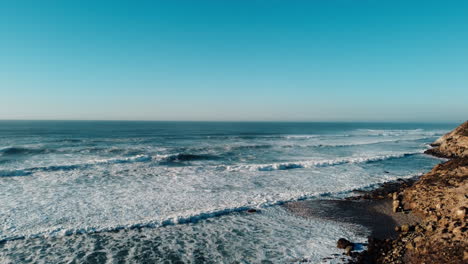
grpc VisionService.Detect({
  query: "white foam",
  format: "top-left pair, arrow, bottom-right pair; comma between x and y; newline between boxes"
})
221,150 -> 424,172
0,206 -> 368,263
0,126 -> 448,262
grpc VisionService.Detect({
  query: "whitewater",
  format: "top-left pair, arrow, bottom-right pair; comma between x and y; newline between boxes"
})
0,121 -> 452,263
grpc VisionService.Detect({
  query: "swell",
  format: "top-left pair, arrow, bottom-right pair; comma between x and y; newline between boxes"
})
279,137 -> 436,149
0,155 -> 153,177
0,146 -> 57,157
158,153 -> 221,163
220,151 -> 424,172
0,172 -> 425,243
173,137 -> 433,154
0,150 -> 425,177
0,153 -> 221,177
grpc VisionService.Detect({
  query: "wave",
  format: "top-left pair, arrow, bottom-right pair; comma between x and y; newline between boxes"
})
220,151 -> 423,172
0,169 -> 33,177
226,144 -> 273,150
278,137 -> 435,149
1,152 -> 221,176
1,149 -> 426,177
0,155 -> 153,177
0,171 -> 425,243
155,153 -> 222,164
0,146 -> 56,157
51,139 -> 84,143
93,154 -> 153,164
353,129 -> 446,137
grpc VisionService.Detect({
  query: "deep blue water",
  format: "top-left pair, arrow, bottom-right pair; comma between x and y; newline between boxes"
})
0,121 -> 453,263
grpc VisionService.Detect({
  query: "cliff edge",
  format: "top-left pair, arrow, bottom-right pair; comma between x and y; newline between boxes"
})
425,120 -> 468,158
351,121 -> 468,264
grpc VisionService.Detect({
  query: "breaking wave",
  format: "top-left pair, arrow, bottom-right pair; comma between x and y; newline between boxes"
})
0,149 -> 426,177
0,170 -> 424,243
221,151 -> 423,172
158,153 -> 221,163
0,146 -> 56,156
0,155 -> 153,177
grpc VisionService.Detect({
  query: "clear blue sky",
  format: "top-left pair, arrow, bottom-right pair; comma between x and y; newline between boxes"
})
1,1 -> 467,122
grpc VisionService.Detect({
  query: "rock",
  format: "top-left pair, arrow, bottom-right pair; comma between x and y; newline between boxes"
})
400,224 -> 410,232
337,238 -> 353,249
405,242 -> 415,250
413,236 -> 423,243
428,121 -> 468,158
452,226 -> 462,235
415,225 -> 424,233
392,200 -> 401,212
348,122 -> 468,264
345,245 -> 353,256
454,206 -> 466,219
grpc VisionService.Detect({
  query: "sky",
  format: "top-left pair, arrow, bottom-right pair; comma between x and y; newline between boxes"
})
0,0 -> 467,122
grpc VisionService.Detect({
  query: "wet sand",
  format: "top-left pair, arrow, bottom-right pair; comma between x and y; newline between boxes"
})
284,198 -> 421,239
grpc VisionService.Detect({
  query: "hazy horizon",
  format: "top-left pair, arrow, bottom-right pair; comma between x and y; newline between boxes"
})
1,1 -> 467,122
0,119 -> 462,125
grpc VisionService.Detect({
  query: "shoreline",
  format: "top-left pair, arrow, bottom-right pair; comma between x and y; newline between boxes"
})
284,198 -> 421,240
285,121 -> 467,263
341,121 -> 466,263
283,177 -> 423,263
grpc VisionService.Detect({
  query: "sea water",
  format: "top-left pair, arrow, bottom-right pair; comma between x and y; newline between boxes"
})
0,121 -> 452,263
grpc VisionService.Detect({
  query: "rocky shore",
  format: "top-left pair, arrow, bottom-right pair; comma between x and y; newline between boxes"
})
346,121 -> 468,264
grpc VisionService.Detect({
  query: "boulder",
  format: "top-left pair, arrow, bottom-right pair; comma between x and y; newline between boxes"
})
400,224 -> 410,233
454,206 -> 466,219
345,245 -> 353,256
337,238 -> 354,249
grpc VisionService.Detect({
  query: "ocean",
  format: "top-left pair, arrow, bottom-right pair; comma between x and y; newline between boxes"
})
0,121 -> 453,263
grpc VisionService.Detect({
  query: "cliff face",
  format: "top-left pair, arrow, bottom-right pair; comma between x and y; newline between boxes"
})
400,122 -> 468,263
351,122 -> 468,264
425,120 -> 468,158
401,159 -> 467,263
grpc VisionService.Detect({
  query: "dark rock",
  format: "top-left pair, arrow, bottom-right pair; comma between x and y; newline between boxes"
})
345,245 -> 354,256
337,238 -> 354,249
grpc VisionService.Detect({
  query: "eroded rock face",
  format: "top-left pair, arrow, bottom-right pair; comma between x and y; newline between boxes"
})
401,157 -> 468,264
350,122 -> 468,264
398,122 -> 468,263
425,120 -> 468,158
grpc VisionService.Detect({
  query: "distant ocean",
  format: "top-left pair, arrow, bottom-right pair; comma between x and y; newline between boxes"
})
0,121 -> 453,263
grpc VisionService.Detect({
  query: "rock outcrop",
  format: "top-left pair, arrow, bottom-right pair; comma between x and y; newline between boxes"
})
349,121 -> 468,264
425,120 -> 468,158
399,159 -> 467,262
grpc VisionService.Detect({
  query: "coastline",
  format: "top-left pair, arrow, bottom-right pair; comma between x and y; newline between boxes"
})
284,198 -> 421,240
283,178 -> 423,263
286,121 -> 467,263
0,122 -> 462,263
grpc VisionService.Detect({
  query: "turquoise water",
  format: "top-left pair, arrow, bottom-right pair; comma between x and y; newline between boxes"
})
0,121 -> 452,263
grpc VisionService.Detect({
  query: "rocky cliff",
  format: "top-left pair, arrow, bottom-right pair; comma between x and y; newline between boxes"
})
425,120 -> 468,158
398,121 -> 468,263
351,121 -> 468,264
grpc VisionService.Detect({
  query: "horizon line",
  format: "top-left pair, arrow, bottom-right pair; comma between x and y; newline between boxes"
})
0,119 -> 462,124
